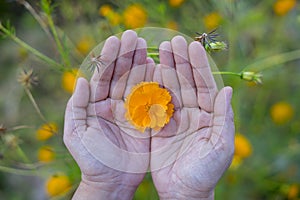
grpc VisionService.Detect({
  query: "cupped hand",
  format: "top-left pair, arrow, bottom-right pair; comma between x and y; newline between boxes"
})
150,36 -> 235,200
64,30 -> 153,199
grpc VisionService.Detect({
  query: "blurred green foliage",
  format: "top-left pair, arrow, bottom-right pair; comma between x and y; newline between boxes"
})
0,0 -> 300,199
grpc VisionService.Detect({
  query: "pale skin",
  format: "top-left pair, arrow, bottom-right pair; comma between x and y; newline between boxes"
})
64,30 -> 234,199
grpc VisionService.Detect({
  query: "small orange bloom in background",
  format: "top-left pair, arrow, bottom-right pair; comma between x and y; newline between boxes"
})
38,146 -> 55,163
46,174 -> 71,197
36,123 -> 58,141
204,12 -> 222,31
273,0 -> 296,16
123,4 -> 147,29
169,0 -> 185,7
287,184 -> 299,200
124,82 -> 174,132
270,101 -> 294,125
98,4 -> 113,17
230,133 -> 252,169
76,36 -> 94,56
166,21 -> 178,30
62,69 -> 83,93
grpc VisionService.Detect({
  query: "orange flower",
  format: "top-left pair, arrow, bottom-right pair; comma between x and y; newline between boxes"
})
123,4 -> 147,29
203,12 -> 222,31
98,4 -> 113,17
169,0 -> 185,7
230,133 -> 252,169
46,174 -> 71,197
38,146 -> 55,162
36,123 -> 58,141
270,101 -> 294,125
273,0 -> 296,16
62,69 -> 83,93
124,82 -> 174,132
76,36 -> 94,56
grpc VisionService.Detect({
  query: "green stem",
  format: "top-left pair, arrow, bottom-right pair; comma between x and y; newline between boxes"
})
147,52 -> 159,56
147,46 -> 159,51
24,87 -> 48,123
16,145 -> 30,163
212,71 -> 241,77
0,165 -> 36,176
244,49 -> 300,72
0,23 -> 64,71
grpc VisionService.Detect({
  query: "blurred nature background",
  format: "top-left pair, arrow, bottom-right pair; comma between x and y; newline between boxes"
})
0,0 -> 300,199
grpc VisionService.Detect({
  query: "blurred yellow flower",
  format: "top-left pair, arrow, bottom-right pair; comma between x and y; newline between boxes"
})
62,69 -> 83,93
36,123 -> 57,141
76,36 -> 94,56
166,21 -> 178,30
98,4 -> 113,17
203,12 -> 222,31
288,184 -> 299,200
38,146 -> 55,163
273,0 -> 296,16
169,0 -> 185,7
123,4 -> 147,29
46,174 -> 71,197
107,11 -> 122,26
124,82 -> 174,132
270,101 -> 294,125
230,133 -> 252,169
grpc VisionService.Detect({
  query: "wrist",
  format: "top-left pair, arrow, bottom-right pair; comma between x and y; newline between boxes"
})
159,189 -> 214,200
72,179 -> 136,200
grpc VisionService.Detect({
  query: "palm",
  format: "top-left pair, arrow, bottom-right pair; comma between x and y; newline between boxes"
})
150,36 -> 234,198
64,31 -> 151,188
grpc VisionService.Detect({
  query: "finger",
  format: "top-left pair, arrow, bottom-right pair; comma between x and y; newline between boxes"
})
110,30 -> 138,100
159,41 -> 182,109
145,57 -> 155,82
64,77 -> 90,140
171,36 -> 197,107
211,86 -> 234,154
124,37 -> 147,98
189,41 -> 218,112
90,36 -> 120,102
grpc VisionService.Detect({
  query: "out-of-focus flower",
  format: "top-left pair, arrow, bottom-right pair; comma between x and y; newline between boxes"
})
76,36 -> 94,56
203,12 -> 222,31
166,21 -> 178,30
98,4 -> 113,17
240,71 -> 263,84
230,133 -> 252,169
62,69 -> 82,93
124,82 -> 174,132
36,123 -> 58,141
3,134 -> 19,149
38,146 -> 55,163
287,184 -> 299,200
46,174 -> 71,197
273,0 -> 296,16
17,69 -> 38,89
123,4 -> 147,29
169,0 -> 185,7
270,101 -> 294,125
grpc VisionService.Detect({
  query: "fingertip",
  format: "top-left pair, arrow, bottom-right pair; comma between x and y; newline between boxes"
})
189,41 -> 205,54
171,35 -> 187,45
137,37 -> 147,48
121,30 -> 138,40
159,41 -> 172,51
224,86 -> 233,101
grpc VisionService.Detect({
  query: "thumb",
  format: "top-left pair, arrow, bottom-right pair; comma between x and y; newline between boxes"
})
64,77 -> 90,140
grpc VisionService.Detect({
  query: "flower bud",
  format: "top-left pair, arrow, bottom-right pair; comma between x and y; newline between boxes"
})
240,71 -> 263,84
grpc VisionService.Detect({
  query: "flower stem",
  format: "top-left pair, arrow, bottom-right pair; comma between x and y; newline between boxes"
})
16,144 -> 30,163
0,23 -> 64,71
24,87 -> 48,123
212,71 -> 241,77
0,165 -> 36,176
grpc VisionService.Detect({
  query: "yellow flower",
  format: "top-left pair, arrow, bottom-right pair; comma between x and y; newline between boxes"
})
169,0 -> 185,7
166,21 -> 178,30
62,69 -> 83,93
273,0 -> 296,16
288,184 -> 299,200
203,12 -> 222,31
46,174 -> 71,197
76,36 -> 94,56
124,82 -> 174,132
36,123 -> 58,141
107,11 -> 122,26
98,4 -> 113,17
123,4 -> 147,29
38,146 -> 55,163
230,133 -> 252,169
270,101 -> 294,125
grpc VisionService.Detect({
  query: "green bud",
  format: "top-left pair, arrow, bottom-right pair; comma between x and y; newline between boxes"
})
205,41 -> 227,53
240,71 -> 263,84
